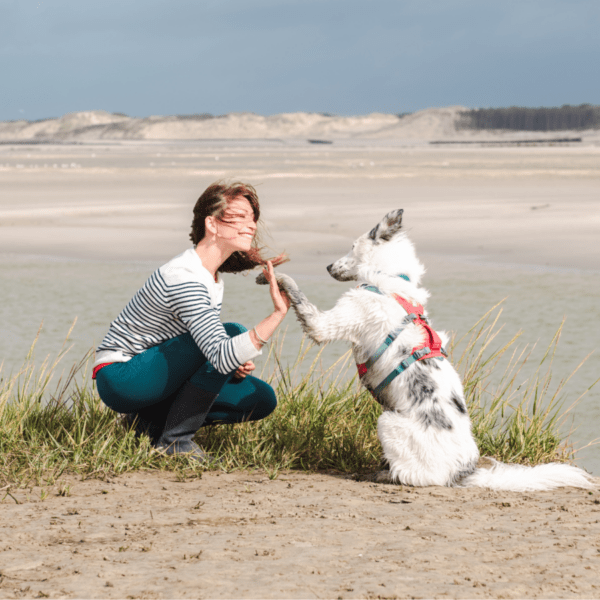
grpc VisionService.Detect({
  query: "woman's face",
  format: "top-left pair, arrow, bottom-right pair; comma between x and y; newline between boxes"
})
215,196 -> 257,253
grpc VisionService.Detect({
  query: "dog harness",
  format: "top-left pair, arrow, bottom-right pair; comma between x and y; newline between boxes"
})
356,282 -> 447,399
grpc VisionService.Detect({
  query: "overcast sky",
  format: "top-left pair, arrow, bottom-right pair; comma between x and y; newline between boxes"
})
1,0 -> 598,121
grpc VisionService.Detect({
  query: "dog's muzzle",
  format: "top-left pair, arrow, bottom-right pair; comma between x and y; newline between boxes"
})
327,261 -> 357,281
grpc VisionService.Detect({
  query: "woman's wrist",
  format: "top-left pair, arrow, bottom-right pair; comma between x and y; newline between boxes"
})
253,326 -> 269,345
249,328 -> 264,350
271,309 -> 287,322
250,310 -> 288,350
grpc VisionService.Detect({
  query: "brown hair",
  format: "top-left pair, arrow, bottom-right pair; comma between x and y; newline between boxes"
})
189,181 -> 288,273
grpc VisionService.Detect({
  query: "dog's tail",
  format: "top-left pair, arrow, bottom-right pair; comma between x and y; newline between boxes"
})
459,458 -> 596,491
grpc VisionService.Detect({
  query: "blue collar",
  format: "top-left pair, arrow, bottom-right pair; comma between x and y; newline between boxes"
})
372,271 -> 410,281
360,274 -> 410,294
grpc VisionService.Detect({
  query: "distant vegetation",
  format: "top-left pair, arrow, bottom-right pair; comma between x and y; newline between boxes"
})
458,104 -> 600,131
175,113 -> 216,120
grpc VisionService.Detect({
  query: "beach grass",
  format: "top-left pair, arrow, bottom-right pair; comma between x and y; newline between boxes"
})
0,307 -> 595,495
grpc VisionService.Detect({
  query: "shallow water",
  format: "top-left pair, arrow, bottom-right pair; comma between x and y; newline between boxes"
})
1,253 -> 598,474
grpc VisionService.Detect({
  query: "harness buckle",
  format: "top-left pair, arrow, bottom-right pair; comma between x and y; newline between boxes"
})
413,347 -> 431,360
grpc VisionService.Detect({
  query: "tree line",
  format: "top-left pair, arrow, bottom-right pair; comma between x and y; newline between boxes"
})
458,104 -> 600,131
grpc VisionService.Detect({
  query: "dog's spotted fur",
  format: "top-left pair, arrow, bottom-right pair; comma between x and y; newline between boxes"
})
258,210 -> 595,491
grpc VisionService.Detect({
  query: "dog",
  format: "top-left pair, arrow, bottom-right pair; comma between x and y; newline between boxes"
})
257,209 -> 595,491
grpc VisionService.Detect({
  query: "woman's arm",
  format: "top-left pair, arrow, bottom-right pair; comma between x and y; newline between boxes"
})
250,261 -> 291,349
168,276 -> 259,375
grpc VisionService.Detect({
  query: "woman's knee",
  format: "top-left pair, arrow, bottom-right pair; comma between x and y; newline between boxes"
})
206,376 -> 277,425
248,378 -> 277,420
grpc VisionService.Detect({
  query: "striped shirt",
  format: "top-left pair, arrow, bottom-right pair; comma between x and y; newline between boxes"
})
94,248 -> 261,374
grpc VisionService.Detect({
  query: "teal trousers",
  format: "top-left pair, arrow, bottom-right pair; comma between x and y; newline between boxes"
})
95,323 -> 276,425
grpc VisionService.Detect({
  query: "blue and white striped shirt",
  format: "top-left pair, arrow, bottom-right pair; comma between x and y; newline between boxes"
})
94,248 -> 260,374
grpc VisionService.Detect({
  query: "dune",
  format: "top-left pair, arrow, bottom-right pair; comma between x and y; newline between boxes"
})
0,110 -> 399,142
5,106 -> 597,143
2,106 -> 599,143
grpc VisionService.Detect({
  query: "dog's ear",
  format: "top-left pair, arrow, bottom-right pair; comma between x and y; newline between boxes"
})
368,209 -> 404,242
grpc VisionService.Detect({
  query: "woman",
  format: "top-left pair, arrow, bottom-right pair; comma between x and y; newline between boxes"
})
92,181 -> 290,461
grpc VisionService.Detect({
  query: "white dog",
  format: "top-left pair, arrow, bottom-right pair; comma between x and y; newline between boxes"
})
258,209 -> 595,491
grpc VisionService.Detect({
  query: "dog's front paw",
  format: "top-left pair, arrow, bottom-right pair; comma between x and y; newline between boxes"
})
255,272 -> 268,285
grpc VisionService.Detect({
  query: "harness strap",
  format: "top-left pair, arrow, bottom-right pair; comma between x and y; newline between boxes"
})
363,313 -> 417,370
360,284 -> 383,295
371,347 -> 433,397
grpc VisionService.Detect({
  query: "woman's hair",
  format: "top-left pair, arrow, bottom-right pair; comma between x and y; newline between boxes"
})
189,181 -> 288,273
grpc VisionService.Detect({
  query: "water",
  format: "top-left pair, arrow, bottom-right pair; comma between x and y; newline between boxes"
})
1,253 -> 598,473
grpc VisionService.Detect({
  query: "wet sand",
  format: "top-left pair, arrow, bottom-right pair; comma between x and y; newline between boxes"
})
1,470 -> 600,599
0,141 -> 599,272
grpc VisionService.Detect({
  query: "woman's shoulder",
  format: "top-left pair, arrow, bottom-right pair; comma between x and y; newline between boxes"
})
158,248 -> 220,291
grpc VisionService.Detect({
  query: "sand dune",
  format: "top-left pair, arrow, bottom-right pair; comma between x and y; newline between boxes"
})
3,106 -> 596,142
0,110 -> 399,141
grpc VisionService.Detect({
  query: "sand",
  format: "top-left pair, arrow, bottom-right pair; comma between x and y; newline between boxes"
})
1,471 -> 599,599
1,141 -> 599,271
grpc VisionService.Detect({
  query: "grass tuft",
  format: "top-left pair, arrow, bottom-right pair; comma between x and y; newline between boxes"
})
1,307 -> 596,493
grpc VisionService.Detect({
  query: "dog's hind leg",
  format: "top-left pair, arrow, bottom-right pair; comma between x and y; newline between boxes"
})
377,410 -> 450,487
376,411 -> 412,485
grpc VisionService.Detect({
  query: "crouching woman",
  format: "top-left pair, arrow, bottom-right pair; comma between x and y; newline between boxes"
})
92,182 -> 289,461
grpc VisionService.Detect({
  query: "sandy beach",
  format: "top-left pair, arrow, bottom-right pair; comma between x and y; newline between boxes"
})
2,110 -> 600,598
1,470 -> 600,599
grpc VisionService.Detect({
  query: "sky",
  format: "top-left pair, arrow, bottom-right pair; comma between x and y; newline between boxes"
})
1,0 -> 599,121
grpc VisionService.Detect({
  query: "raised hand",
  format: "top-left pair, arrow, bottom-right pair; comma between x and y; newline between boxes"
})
262,260 -> 290,315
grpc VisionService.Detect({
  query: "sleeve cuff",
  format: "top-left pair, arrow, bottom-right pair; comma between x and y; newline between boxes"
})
231,330 -> 262,365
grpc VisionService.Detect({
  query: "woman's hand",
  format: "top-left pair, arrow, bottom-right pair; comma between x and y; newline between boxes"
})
263,260 -> 291,316
234,361 -> 255,380
249,261 -> 291,351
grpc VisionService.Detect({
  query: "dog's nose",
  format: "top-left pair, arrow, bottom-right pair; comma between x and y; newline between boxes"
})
326,264 -> 333,273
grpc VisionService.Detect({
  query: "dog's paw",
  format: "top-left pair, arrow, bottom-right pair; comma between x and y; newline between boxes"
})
255,272 -> 268,285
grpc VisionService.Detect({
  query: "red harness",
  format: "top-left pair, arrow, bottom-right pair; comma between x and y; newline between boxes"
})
356,291 -> 446,398
390,295 -> 446,359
